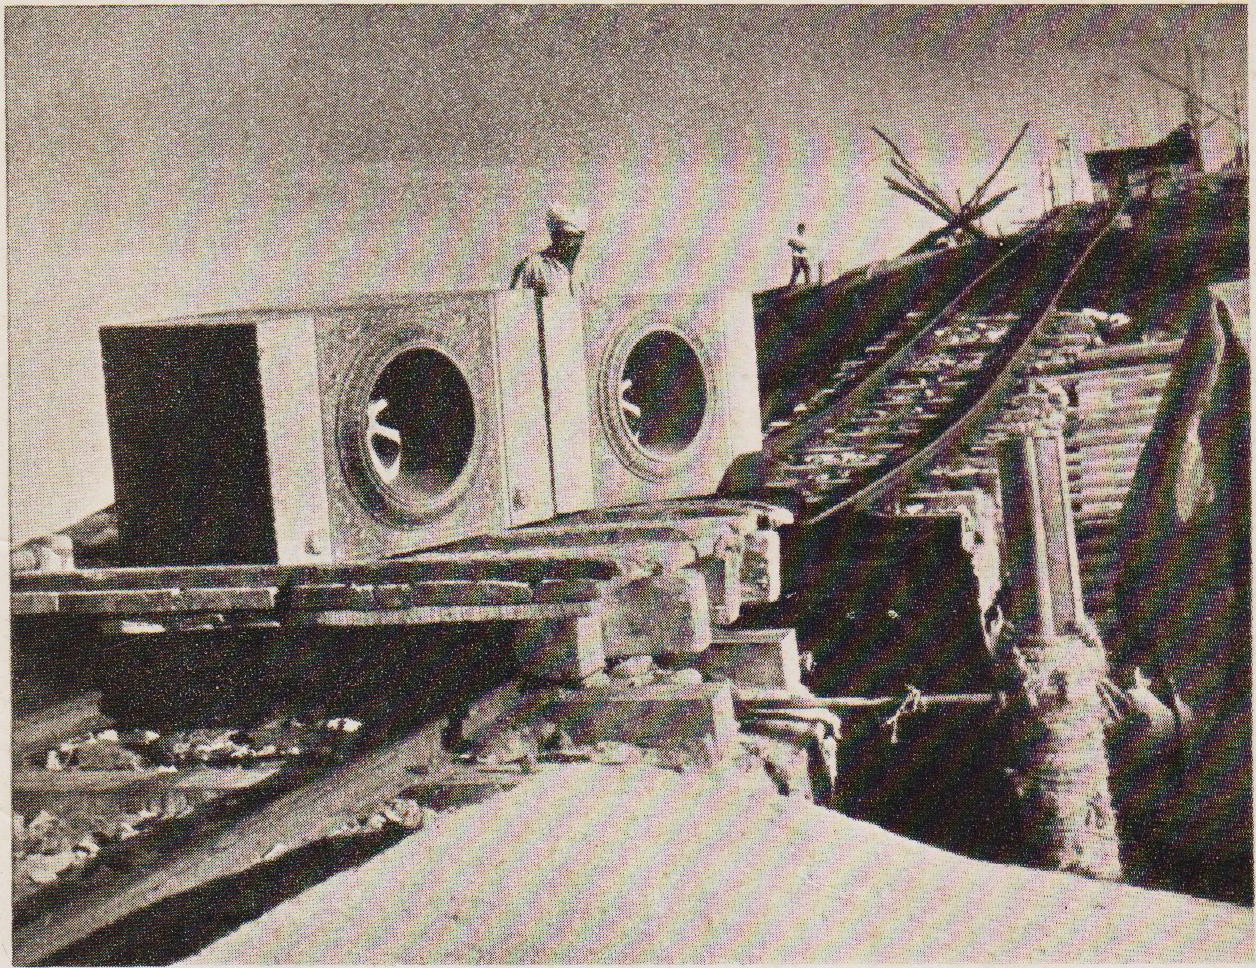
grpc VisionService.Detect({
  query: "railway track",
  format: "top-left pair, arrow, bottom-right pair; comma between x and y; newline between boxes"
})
758,205 -> 1120,521
755,242 -> 1007,429
11,498 -> 795,965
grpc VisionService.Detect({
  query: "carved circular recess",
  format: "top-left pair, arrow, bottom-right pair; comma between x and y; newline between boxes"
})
598,321 -> 711,481
338,332 -> 481,526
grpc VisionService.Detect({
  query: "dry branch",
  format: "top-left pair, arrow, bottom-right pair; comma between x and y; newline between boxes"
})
968,122 -> 1032,209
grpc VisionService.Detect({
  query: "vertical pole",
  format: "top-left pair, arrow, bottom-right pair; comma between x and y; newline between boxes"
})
1234,88 -> 1247,170
994,381 -> 1123,880
1183,46 -> 1202,142
1064,136 -> 1077,205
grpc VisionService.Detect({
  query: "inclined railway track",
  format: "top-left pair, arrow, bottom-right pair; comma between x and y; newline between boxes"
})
760,206 -> 1121,522
764,232 -> 1046,454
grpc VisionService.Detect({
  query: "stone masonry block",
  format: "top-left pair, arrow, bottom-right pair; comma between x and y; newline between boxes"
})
514,616 -> 606,683
677,628 -> 803,693
534,682 -> 738,759
602,570 -> 712,658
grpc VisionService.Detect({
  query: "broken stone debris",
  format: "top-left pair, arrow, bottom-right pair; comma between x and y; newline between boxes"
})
609,655 -> 656,681
543,654 -> 710,692
14,808 -> 147,887
36,717 -> 369,771
471,728 -> 540,769
19,810 -> 73,855
325,716 -> 363,733
601,656 -> 707,689
14,714 -> 372,893
157,727 -> 306,765
737,735 -> 815,799
24,850 -> 77,885
328,797 -> 438,840
61,739 -> 147,772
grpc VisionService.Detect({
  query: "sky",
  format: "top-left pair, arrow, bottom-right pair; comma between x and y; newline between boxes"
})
7,3 -> 1248,541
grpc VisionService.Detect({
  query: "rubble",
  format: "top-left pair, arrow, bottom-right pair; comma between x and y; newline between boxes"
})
61,737 -> 146,772
12,711 -> 372,905
473,728 -> 539,768
36,719 -> 346,775
24,851 -> 77,885
326,716 -> 364,733
608,654 -> 656,685
662,668 -> 704,687
14,806 -> 148,887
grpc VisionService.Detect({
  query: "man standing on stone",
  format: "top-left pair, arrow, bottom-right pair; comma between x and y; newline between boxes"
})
510,203 -> 588,298
787,222 -> 812,288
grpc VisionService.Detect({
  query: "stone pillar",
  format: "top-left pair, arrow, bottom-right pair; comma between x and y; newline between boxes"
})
994,380 -> 1123,880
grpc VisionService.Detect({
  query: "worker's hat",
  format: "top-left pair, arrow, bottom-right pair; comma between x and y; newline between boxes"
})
546,203 -> 589,236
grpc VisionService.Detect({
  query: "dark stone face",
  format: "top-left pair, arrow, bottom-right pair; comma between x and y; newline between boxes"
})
620,330 -> 707,457
99,324 -> 279,566
549,231 -> 584,263
365,347 -> 476,506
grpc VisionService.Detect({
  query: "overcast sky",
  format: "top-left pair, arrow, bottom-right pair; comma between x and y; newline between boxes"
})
7,4 -> 1247,540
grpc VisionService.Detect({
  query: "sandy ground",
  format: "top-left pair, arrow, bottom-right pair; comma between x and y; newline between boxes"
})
186,764 -> 1254,964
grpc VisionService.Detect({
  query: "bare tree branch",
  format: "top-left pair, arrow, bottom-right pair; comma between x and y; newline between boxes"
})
870,124 -> 912,163
890,158 -> 957,216
884,177 -> 955,222
968,121 -> 1032,208
964,185 -> 1019,223
873,124 -> 960,216
905,186 -> 1018,254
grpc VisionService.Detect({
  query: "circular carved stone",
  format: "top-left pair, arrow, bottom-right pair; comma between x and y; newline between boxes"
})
598,323 -> 712,482
337,336 -> 482,526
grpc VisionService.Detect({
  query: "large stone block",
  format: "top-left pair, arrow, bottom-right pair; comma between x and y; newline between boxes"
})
602,570 -> 712,659
513,616 -> 607,683
533,682 -> 739,759
99,293 -> 553,566
678,628 -> 804,692
547,291 -> 762,510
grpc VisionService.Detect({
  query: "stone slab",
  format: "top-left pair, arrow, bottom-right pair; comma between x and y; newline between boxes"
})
530,682 -> 738,760
677,628 -> 804,693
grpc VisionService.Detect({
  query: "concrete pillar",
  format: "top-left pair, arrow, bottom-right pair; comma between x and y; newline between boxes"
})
994,380 -> 1123,880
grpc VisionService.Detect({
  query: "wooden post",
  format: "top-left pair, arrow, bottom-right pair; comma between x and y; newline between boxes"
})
994,380 -> 1123,880
602,570 -> 712,659
514,568 -> 714,682
514,616 -> 607,683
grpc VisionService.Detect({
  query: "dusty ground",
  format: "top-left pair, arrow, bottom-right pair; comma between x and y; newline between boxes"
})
185,763 -> 1254,964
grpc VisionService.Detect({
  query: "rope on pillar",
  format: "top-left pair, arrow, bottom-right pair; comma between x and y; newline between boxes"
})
994,379 -> 1124,880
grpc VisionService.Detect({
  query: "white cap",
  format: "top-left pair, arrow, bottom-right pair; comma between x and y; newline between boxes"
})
546,202 -> 589,235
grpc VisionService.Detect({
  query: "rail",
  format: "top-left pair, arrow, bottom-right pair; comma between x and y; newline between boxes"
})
758,205 -> 1119,523
826,208 -> 1120,519
764,220 -> 1053,455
